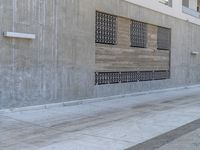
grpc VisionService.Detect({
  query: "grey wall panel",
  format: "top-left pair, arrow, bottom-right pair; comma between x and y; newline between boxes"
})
0,0 -> 200,109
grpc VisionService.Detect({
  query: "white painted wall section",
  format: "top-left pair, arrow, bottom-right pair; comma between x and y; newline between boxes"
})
125,0 -> 200,25
189,0 -> 197,10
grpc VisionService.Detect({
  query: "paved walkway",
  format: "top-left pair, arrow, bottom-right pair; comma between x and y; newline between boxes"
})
1,86 -> 200,150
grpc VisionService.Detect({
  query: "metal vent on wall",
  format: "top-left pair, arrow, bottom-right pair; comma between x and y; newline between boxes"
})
95,12 -> 117,45
95,72 -> 120,85
157,27 -> 171,50
131,21 -> 147,48
121,72 -> 138,83
95,71 -> 170,85
138,71 -> 154,81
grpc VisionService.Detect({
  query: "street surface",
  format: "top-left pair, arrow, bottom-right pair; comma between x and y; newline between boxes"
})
1,86 -> 200,150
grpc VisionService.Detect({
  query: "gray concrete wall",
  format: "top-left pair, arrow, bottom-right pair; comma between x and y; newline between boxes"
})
0,0 -> 200,109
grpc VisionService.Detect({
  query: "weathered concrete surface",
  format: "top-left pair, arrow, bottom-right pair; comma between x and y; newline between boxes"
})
127,118 -> 200,150
1,87 -> 200,150
158,128 -> 200,150
0,0 -> 95,109
128,119 -> 200,150
1,0 -> 200,109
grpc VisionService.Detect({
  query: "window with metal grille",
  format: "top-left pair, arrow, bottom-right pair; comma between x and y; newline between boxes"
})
95,72 -> 120,85
138,71 -> 154,81
157,27 -> 171,50
121,72 -> 138,83
95,12 -> 117,45
130,21 -> 147,48
95,70 -> 170,85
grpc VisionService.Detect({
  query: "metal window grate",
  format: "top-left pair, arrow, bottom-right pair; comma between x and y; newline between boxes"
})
121,72 -> 138,83
131,21 -> 147,48
95,72 -> 120,85
95,71 -> 170,85
157,27 -> 171,50
95,12 -> 117,45
138,71 -> 154,81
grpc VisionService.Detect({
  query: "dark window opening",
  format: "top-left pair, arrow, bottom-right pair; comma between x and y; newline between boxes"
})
157,27 -> 171,50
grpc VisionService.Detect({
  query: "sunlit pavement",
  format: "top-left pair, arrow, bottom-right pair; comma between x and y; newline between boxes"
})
1,86 -> 200,150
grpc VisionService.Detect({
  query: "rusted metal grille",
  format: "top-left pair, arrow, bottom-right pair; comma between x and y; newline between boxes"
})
95,71 -> 170,85
157,27 -> 171,50
154,70 -> 170,80
131,21 -> 147,48
95,12 -> 117,45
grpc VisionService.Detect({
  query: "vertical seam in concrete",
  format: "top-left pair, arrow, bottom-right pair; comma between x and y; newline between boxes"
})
39,0 -> 45,96
40,0 -> 45,97
188,21 -> 191,84
38,0 -> 41,95
12,0 -> 16,102
55,0 -> 58,100
51,0 -> 55,101
51,0 -> 58,100
54,0 -> 58,100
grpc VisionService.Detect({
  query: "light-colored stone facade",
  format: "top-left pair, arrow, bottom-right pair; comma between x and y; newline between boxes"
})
0,0 -> 200,109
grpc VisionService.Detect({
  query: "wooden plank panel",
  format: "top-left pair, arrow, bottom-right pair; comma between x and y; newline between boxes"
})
96,46 -> 170,71
95,17 -> 170,72
147,24 -> 157,49
117,17 -> 131,47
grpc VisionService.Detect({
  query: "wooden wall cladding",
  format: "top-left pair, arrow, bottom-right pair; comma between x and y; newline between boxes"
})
117,17 -> 131,48
95,17 -> 170,72
147,24 -> 157,50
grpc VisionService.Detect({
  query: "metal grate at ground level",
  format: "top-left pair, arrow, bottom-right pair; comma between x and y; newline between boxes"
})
95,70 -> 170,85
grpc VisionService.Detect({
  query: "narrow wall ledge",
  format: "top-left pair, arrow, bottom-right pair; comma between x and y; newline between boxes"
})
191,51 -> 199,55
3,32 -> 36,39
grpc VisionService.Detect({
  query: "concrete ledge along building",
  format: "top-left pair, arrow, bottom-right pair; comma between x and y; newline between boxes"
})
1,0 -> 200,109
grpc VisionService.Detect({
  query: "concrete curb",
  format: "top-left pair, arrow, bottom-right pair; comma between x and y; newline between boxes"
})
1,84 -> 200,114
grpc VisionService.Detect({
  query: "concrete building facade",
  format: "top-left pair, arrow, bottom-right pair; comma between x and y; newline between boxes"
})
1,0 -> 200,109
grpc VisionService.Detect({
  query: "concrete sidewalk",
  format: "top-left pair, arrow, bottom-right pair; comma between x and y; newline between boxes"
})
1,87 -> 200,150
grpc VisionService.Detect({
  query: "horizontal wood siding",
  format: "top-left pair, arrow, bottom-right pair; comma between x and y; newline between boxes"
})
117,17 -> 131,48
95,16 -> 170,72
147,24 -> 157,50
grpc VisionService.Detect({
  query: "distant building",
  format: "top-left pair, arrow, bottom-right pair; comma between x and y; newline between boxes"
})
1,0 -> 200,109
